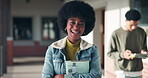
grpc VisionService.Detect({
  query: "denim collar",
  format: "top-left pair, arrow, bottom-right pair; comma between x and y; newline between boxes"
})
50,36 -> 93,50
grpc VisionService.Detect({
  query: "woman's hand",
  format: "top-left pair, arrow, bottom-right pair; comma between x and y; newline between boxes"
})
54,74 -> 64,78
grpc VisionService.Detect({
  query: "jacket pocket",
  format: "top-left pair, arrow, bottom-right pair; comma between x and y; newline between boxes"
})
53,57 -> 64,74
53,54 -> 64,62
80,55 -> 91,61
53,59 -> 63,63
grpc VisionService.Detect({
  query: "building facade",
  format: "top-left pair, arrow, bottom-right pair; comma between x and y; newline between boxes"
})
0,0 -> 148,78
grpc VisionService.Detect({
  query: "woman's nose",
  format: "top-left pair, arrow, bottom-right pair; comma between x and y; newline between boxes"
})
73,23 -> 79,29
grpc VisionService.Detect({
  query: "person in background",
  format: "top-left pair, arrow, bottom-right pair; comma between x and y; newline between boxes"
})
42,1 -> 102,78
107,9 -> 148,78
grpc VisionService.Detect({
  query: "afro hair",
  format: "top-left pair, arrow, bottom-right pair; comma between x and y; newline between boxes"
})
57,1 -> 95,36
125,9 -> 141,21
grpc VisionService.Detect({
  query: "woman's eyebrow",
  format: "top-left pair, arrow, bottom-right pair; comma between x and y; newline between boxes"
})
69,19 -> 85,22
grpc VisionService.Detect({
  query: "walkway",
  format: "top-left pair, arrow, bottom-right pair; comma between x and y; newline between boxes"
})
2,56 -> 44,78
2,56 -> 104,78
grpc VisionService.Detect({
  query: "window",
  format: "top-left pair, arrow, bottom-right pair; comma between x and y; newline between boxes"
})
13,17 -> 32,40
131,0 -> 148,26
137,0 -> 148,26
41,17 -> 59,40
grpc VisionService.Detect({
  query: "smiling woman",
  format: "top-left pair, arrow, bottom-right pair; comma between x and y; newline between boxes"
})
42,1 -> 102,78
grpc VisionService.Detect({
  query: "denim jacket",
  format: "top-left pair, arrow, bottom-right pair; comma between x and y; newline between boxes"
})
42,37 -> 102,78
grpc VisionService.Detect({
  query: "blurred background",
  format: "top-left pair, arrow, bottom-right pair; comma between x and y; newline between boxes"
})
0,0 -> 148,78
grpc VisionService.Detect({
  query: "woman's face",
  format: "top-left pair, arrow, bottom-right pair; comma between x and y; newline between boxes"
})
66,17 -> 85,43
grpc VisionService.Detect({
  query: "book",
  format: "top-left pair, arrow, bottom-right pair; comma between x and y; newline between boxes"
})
130,53 -> 148,58
65,61 -> 89,74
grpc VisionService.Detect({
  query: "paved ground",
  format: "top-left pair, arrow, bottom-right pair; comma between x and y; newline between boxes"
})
2,56 -> 44,78
2,56 -> 104,78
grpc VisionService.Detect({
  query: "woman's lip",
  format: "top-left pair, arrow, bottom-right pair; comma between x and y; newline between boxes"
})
71,30 -> 80,34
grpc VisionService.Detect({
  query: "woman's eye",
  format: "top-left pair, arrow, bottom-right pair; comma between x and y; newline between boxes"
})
79,23 -> 85,26
69,21 -> 85,26
70,22 -> 75,25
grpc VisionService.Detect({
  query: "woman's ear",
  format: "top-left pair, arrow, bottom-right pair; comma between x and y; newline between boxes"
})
65,28 -> 67,31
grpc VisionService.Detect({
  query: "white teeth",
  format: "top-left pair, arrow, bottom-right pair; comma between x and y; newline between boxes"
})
72,30 -> 79,34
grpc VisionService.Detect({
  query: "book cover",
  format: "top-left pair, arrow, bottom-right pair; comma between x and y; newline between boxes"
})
65,61 -> 89,74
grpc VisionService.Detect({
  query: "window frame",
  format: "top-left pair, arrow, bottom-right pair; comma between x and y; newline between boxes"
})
13,17 -> 33,40
41,17 -> 59,41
